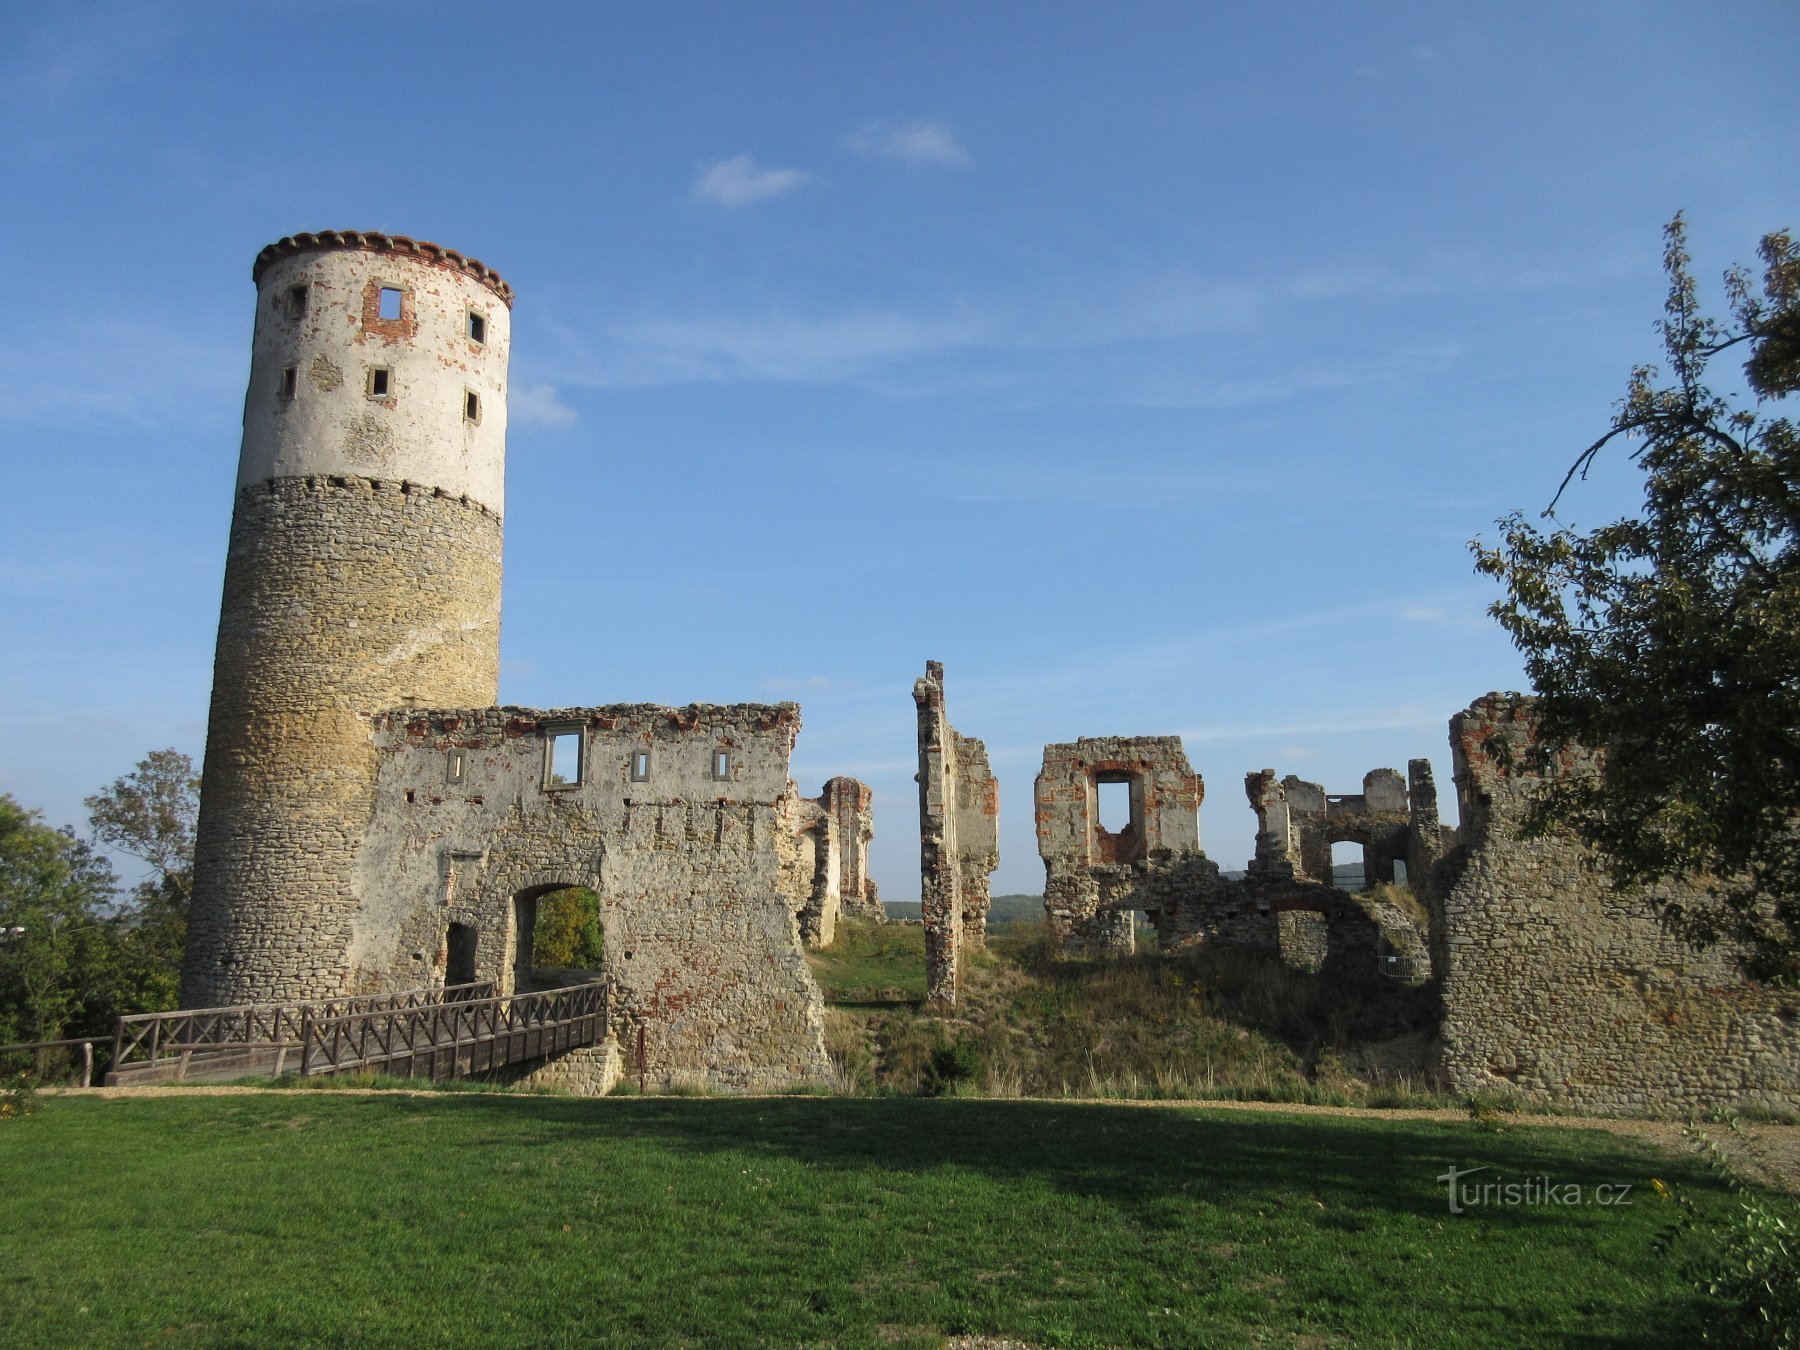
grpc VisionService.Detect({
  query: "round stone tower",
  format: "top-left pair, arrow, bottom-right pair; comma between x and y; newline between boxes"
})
182,231 -> 512,1007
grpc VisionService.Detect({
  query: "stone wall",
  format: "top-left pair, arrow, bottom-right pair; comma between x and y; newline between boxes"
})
822,777 -> 881,921
1436,694 -> 1800,1114
184,478 -> 503,1007
1036,736 -> 1209,954
913,662 -> 998,1004
354,702 -> 831,1092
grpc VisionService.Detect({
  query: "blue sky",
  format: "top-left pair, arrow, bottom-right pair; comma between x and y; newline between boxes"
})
3,2 -> 1796,898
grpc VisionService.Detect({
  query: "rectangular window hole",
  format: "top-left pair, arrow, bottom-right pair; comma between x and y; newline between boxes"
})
446,749 -> 465,785
287,284 -> 309,318
712,748 -> 731,780
1096,779 -> 1133,833
630,750 -> 650,782
378,286 -> 404,321
464,390 -> 481,423
545,729 -> 582,788
279,366 -> 297,400
367,367 -> 391,398
467,311 -> 487,344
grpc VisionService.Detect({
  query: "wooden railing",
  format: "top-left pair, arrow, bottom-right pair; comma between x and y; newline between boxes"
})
297,982 -> 608,1081
108,981 -> 497,1083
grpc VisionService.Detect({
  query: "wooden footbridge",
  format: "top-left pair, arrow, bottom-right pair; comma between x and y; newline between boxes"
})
103,979 -> 609,1087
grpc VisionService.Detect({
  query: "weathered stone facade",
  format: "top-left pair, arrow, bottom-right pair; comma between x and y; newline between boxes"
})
1036,737 -> 1210,954
356,703 -> 829,1091
822,776 -> 881,922
1434,694 -> 1799,1114
182,233 -> 840,1091
914,662 -> 998,1005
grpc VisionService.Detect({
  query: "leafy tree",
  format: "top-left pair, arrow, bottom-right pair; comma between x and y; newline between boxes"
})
1473,215 -> 1800,984
532,888 -> 605,970
84,749 -> 198,1012
0,795 -> 119,1046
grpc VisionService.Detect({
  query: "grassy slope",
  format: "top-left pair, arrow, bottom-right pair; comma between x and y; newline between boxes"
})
813,921 -> 1442,1104
0,1093 -> 1731,1347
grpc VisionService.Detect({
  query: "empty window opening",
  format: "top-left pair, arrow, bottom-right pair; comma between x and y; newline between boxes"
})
287,284 -> 309,318
1331,840 -> 1365,892
544,728 -> 582,788
378,286 -> 404,321
1392,858 -> 1409,887
630,750 -> 651,782
366,366 -> 391,398
711,748 -> 732,780
279,365 -> 297,400
446,749 -> 465,785
1096,779 -> 1133,833
464,390 -> 481,423
467,311 -> 487,344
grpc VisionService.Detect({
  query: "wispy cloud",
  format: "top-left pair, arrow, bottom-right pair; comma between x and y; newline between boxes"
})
0,317 -> 240,427
691,154 -> 812,208
511,382 -> 576,427
845,119 -> 969,167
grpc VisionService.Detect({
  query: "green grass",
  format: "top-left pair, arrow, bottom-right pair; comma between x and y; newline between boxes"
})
0,1094 -> 1740,1346
808,919 -> 929,1004
817,921 -> 1449,1105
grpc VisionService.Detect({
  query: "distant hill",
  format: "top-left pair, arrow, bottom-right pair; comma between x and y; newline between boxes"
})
882,893 -> 1043,925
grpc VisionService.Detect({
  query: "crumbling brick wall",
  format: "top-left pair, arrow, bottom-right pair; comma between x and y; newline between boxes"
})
1036,736 -> 1217,954
1436,694 -> 1799,1114
913,662 -> 998,1005
821,776 -> 881,922
355,702 -> 832,1092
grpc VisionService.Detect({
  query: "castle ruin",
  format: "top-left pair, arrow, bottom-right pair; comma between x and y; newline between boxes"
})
182,232 -> 860,1090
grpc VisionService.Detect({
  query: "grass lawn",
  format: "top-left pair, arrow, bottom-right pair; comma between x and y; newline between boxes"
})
0,1093 -> 1735,1347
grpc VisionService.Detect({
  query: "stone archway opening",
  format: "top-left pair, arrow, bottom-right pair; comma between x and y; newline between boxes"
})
511,883 -> 605,993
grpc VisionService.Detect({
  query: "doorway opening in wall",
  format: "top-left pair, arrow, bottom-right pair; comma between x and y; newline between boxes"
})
512,885 -> 605,993
1330,840 -> 1366,892
1096,779 -> 1132,833
1391,859 -> 1409,887
446,922 -> 479,987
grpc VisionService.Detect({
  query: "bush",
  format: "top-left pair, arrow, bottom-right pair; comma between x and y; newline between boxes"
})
1655,1121 -> 1800,1346
921,1036 -> 982,1097
0,1071 -> 38,1121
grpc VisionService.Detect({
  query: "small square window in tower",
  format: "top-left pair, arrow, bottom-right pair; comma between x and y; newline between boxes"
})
279,366 -> 297,401
378,286 -> 404,322
467,311 -> 487,345
544,728 -> 582,789
464,390 -> 481,424
366,367 -> 391,399
287,284 -> 309,318
711,748 -> 732,781
446,749 -> 466,786
630,750 -> 651,782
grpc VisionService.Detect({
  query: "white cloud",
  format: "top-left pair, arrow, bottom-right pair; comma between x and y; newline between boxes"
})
846,119 -> 969,167
511,382 -> 576,427
691,154 -> 812,208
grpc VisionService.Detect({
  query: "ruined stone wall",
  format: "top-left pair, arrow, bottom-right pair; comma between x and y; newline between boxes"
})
821,777 -> 881,921
914,662 -> 997,1004
184,232 -> 511,1009
1036,736 -> 1206,954
1437,694 -> 1799,1114
952,736 -> 999,943
1271,770 -> 1412,887
782,791 -> 840,949
358,703 -> 830,1092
